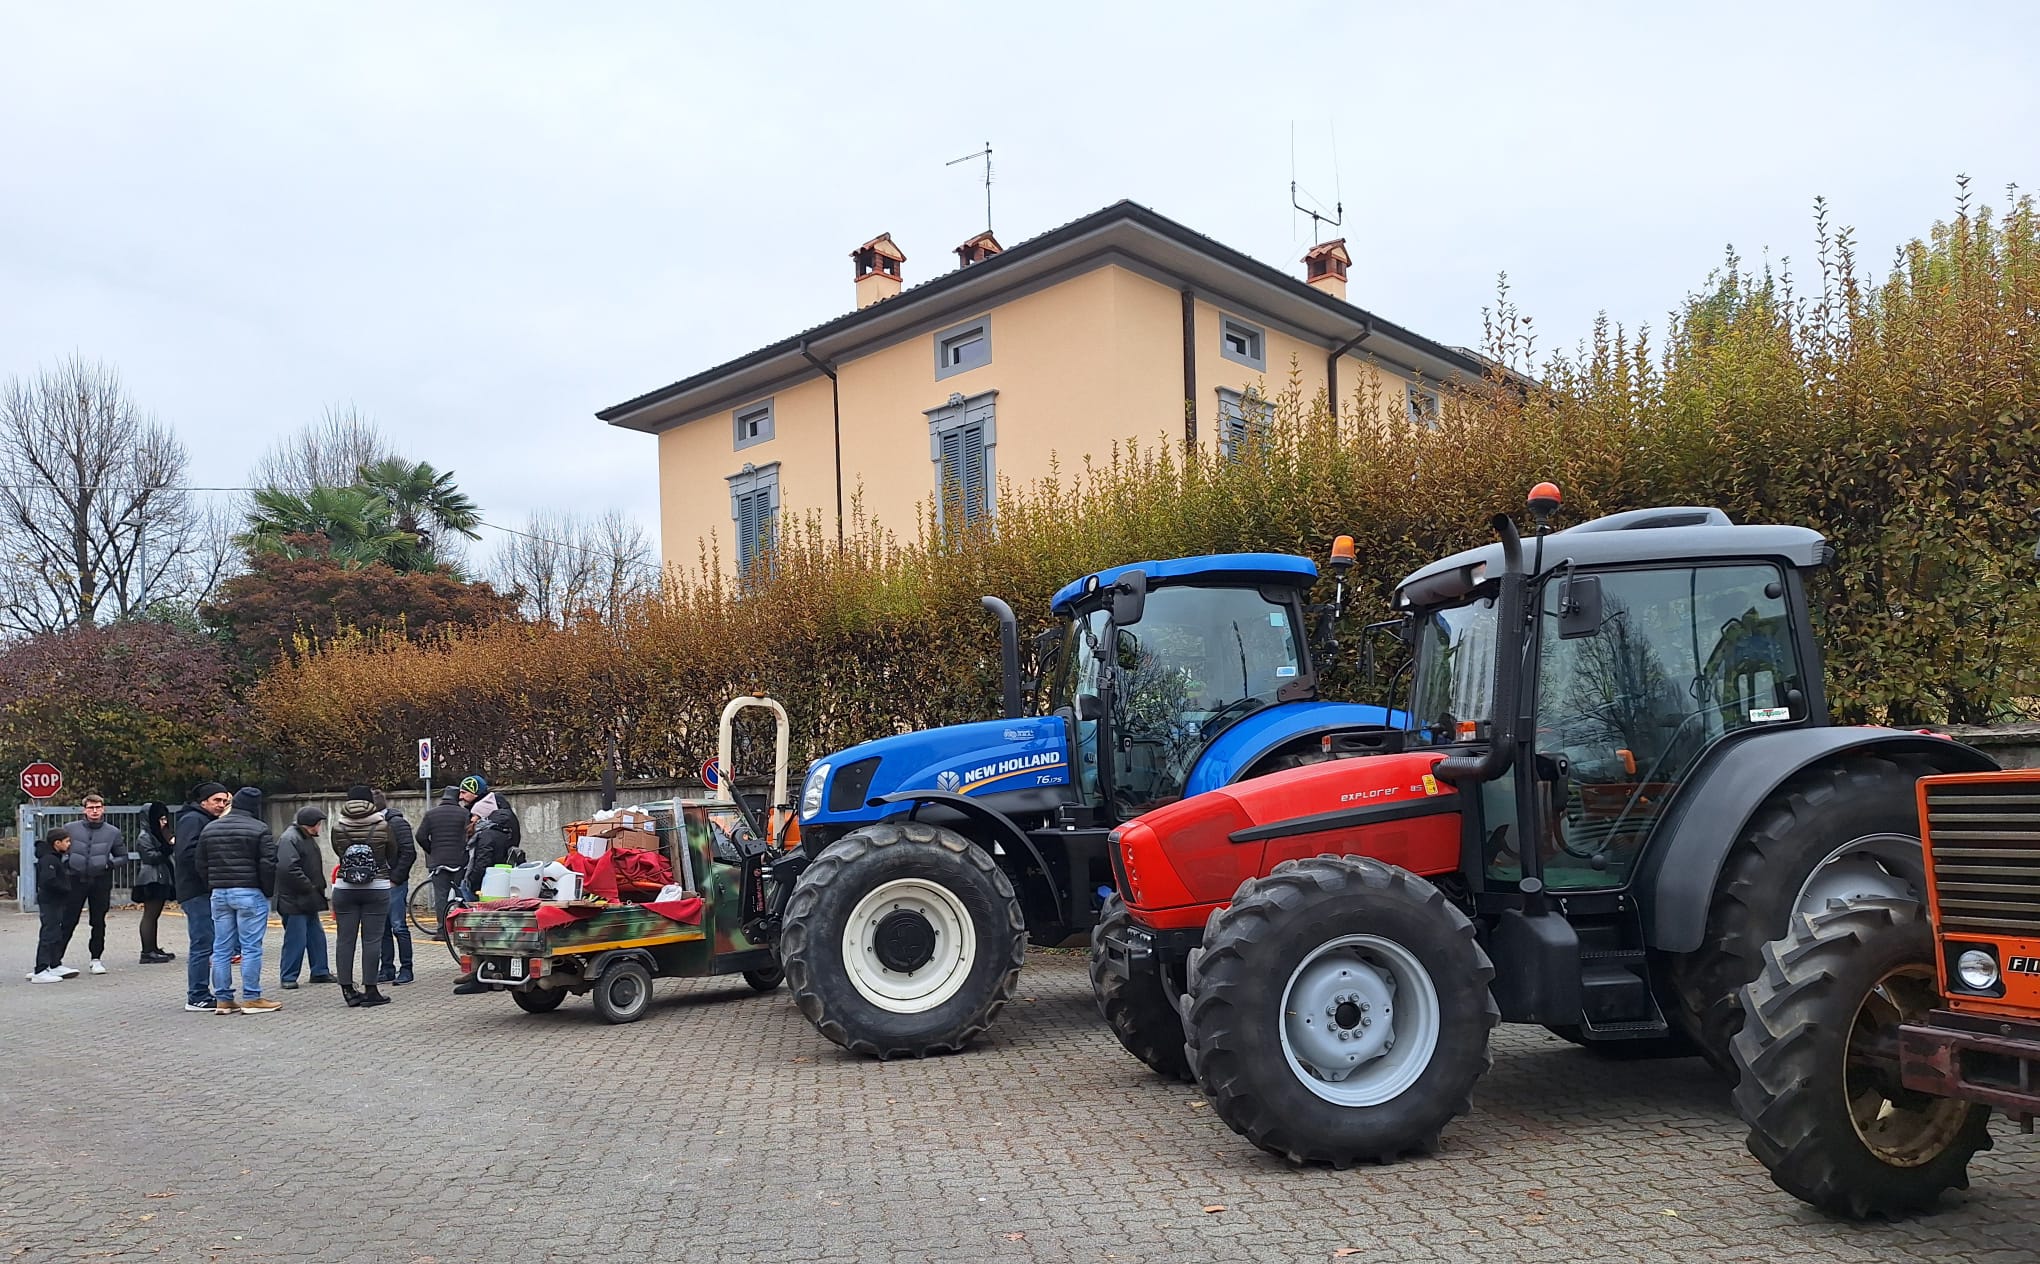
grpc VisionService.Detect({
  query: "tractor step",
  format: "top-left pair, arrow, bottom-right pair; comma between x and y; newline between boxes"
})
1578,1016 -> 1672,1038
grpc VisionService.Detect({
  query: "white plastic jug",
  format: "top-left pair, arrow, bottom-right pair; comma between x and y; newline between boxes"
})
478,865 -> 514,901
551,871 -> 582,902
506,862 -> 546,900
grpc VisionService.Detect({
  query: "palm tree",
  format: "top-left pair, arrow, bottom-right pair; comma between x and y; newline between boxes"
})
237,485 -> 418,568
356,458 -> 482,566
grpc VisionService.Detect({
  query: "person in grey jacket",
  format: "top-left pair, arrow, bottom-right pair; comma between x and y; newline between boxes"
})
56,793 -> 128,976
273,807 -> 333,989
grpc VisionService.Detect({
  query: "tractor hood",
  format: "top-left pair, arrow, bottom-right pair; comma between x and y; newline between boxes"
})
798,715 -> 1073,826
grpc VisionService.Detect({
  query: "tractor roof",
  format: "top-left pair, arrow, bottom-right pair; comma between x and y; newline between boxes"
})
1393,507 -> 1830,610
1051,553 -> 1317,614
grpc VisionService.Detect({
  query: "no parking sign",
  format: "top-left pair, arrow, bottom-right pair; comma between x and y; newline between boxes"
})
700,757 -> 721,790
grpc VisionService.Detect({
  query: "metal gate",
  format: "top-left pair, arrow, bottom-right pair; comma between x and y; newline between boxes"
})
14,803 -> 149,913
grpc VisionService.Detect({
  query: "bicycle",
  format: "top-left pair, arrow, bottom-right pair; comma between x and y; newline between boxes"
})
409,845 -> 528,959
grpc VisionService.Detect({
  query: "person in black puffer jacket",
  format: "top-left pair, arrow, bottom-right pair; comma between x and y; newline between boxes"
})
133,802 -> 179,965
171,783 -> 231,1011
415,786 -> 470,937
197,787 -> 280,1014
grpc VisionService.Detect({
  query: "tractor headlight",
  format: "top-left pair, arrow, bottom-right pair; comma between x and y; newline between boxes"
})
800,762 -> 832,819
1957,948 -> 2000,991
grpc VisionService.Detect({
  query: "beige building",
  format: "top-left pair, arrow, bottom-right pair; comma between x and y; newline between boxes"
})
599,200 -> 1493,575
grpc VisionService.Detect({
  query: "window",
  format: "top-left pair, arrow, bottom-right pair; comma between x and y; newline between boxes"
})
1407,383 -> 1441,428
927,391 -> 997,527
733,399 -> 774,451
1219,316 -> 1266,371
1216,386 -> 1274,459
726,463 -> 780,574
935,317 -> 992,380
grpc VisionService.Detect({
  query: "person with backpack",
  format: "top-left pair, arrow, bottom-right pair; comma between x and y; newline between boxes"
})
329,785 -> 396,1008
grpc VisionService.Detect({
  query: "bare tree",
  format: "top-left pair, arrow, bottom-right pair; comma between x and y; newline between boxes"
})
490,509 -> 656,624
0,357 -> 217,633
250,404 -> 395,493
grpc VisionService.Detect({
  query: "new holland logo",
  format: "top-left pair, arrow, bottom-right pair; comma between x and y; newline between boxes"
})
936,770 -> 962,792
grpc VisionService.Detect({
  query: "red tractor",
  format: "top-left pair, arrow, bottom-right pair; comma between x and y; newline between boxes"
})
1091,486 -> 1996,1165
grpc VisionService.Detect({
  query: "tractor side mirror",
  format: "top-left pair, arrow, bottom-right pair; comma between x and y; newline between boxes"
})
1115,629 -> 1142,671
1109,570 -> 1148,627
1075,693 -> 1104,721
1558,573 -> 1604,640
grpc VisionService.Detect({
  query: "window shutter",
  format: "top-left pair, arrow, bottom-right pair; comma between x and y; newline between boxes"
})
960,421 -> 986,523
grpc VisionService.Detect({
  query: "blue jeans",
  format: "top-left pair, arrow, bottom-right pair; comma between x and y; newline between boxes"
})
181,895 -> 215,1006
279,912 -> 330,984
379,881 -> 413,976
210,888 -> 269,1001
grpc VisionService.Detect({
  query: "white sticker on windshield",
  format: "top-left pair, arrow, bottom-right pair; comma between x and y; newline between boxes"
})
1750,707 -> 1791,723
1269,612 -> 1283,626
1276,666 -> 1297,677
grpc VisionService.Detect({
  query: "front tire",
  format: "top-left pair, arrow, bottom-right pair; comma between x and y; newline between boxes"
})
1183,856 -> 1498,1165
1672,756 -> 1932,1074
1731,898 -> 1992,1218
1089,896 -> 1193,1082
593,960 -> 654,1024
781,821 -> 1025,1058
743,962 -> 785,992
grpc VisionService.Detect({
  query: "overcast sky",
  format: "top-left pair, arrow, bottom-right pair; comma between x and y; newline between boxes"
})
3,2 -> 2033,565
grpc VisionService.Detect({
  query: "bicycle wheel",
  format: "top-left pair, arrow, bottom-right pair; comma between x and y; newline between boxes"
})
408,879 -> 443,939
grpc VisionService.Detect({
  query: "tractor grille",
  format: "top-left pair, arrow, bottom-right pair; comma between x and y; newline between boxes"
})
1924,774 -> 2040,937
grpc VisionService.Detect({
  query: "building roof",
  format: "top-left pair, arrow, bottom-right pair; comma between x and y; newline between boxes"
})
599,200 -> 1502,434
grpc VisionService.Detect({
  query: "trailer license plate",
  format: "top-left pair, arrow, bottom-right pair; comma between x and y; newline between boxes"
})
480,957 -> 526,982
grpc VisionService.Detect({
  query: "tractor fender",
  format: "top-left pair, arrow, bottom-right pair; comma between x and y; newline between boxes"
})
868,791 -> 1065,926
1639,727 -> 1996,953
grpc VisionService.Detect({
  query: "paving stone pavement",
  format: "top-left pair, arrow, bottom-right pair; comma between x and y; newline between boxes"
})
2,908 -> 2036,1264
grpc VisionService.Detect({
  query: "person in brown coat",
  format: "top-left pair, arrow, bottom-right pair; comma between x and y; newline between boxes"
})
328,785 -> 396,1007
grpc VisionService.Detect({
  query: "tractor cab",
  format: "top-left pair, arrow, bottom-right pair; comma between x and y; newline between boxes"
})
1042,553 -> 1329,820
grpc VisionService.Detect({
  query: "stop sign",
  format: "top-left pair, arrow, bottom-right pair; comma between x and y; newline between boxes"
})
19,762 -> 62,799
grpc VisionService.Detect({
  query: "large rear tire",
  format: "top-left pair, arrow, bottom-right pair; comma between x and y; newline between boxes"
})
781,821 -> 1025,1058
1731,897 -> 1992,1219
1088,895 -> 1193,1083
1671,756 -> 1932,1074
1182,856 -> 1498,1165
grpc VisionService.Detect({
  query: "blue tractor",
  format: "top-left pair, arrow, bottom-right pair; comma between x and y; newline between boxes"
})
770,547 -> 1400,1058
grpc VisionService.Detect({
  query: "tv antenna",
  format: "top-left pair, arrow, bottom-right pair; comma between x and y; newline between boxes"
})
947,141 -> 993,234
1289,120 -> 1343,244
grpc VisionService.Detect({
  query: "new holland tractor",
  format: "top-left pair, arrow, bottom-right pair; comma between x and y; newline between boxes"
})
772,550 -> 1397,1058
1090,484 -> 1998,1165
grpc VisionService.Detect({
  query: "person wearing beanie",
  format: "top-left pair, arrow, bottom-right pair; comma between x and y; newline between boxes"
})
415,785 -> 471,939
196,787 -> 280,1014
273,806 -> 334,989
328,784 -> 396,1007
171,781 -> 232,1012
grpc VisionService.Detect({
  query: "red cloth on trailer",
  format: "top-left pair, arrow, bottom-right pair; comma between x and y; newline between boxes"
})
641,896 -> 704,925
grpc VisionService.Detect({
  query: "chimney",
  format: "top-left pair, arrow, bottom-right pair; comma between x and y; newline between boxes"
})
1302,238 -> 1352,301
852,233 -> 906,308
954,230 -> 1003,268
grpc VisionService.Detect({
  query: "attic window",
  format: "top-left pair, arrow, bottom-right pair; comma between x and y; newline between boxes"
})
734,399 -> 774,450
1219,316 -> 1266,371
935,317 -> 992,379
1406,384 -> 1441,428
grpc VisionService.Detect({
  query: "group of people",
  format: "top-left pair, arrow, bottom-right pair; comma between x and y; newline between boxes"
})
27,774 -> 521,1013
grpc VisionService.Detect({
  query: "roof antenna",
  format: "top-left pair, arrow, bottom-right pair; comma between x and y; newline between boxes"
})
1291,123 -> 1342,245
947,142 -> 993,235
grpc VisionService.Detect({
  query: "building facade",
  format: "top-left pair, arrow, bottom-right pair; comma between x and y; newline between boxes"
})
599,201 -> 1493,576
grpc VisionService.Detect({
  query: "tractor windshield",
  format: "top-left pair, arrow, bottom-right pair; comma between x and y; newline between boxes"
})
1052,584 -> 1305,814
1407,594 -> 1500,746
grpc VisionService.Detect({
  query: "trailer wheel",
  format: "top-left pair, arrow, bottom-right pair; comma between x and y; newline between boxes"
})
1089,895 -> 1193,1082
781,821 -> 1024,1058
593,960 -> 654,1024
1671,755 -> 1932,1074
742,962 -> 785,992
511,987 -> 566,1014
1183,856 -> 1497,1165
1732,897 -> 1992,1219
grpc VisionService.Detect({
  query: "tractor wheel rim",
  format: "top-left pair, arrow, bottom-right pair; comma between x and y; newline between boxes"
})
1843,961 -> 1972,1167
841,878 -> 974,1013
1279,933 -> 1441,1108
1793,833 -> 1918,923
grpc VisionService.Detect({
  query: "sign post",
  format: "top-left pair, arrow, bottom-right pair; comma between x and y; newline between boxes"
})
19,761 -> 62,803
417,738 -> 433,807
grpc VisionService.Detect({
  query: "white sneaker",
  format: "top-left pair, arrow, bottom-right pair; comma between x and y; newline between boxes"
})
88,960 -> 107,975
184,1001 -> 215,1012
29,969 -> 64,984
52,964 -> 80,979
